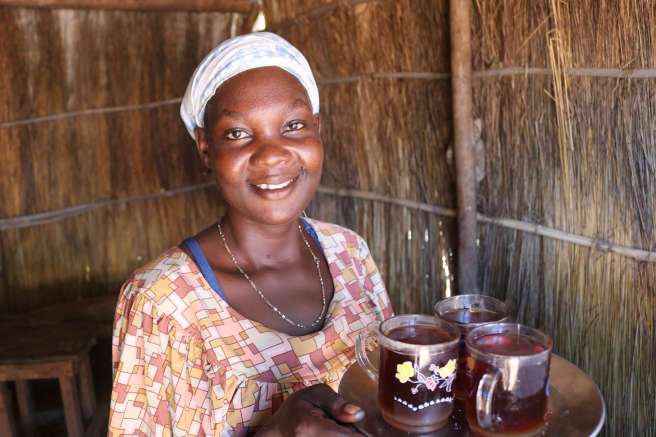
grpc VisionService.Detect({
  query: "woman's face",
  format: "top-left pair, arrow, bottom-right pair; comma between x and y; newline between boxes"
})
196,67 -> 323,225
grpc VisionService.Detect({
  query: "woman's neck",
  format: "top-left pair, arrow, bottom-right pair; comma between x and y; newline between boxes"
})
221,212 -> 305,268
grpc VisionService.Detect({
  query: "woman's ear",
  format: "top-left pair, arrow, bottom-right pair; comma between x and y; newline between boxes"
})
194,128 -> 211,169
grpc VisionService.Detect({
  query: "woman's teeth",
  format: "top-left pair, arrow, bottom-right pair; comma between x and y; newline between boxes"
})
255,179 -> 293,190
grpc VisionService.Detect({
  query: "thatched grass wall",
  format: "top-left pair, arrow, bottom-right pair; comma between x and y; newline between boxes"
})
473,2 -> 655,435
264,1 -> 655,436
0,6 -> 238,312
1,1 -> 654,435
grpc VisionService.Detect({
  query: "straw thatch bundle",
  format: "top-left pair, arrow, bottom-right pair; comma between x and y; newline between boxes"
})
265,0 -> 655,435
0,6 -> 236,311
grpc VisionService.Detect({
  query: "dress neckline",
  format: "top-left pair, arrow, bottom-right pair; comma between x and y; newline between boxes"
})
175,218 -> 343,339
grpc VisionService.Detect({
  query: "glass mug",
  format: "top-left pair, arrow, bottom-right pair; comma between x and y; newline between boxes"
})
465,323 -> 553,437
434,294 -> 509,400
356,314 -> 460,433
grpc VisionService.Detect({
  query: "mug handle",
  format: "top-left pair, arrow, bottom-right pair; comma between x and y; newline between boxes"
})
476,370 -> 500,430
355,326 -> 379,381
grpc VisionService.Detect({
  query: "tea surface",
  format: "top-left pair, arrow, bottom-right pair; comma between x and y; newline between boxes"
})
442,308 -> 505,325
472,333 -> 546,356
386,324 -> 453,345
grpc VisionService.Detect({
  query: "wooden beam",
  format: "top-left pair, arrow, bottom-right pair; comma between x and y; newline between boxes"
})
449,0 -> 479,294
0,0 -> 256,13
0,360 -> 77,381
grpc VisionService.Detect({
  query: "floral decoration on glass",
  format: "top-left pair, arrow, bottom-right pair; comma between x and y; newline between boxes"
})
395,359 -> 457,394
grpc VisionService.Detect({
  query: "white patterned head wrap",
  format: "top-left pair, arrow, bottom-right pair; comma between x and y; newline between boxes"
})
180,32 -> 319,139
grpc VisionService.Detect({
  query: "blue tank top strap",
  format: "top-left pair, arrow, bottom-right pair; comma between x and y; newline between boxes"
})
184,220 -> 320,302
182,238 -> 228,301
301,218 -> 321,246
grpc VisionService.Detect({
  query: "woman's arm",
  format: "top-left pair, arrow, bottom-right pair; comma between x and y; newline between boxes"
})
109,283 -> 219,436
109,289 -> 174,435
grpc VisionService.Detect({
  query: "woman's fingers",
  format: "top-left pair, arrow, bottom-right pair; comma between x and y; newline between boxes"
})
254,384 -> 365,437
295,400 -> 362,436
302,384 -> 365,423
312,413 -> 363,436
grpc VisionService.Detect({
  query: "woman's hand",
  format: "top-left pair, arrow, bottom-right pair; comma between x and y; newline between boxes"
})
254,383 -> 365,436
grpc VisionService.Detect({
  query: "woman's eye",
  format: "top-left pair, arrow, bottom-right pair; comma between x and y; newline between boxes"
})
287,121 -> 306,131
225,129 -> 248,140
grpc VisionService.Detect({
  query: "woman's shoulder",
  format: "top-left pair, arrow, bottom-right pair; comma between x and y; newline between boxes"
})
304,218 -> 377,270
305,218 -> 367,248
119,246 -> 199,308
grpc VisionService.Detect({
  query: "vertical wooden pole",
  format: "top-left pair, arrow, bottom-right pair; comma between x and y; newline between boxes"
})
15,380 -> 37,437
0,382 -> 18,437
449,0 -> 479,293
78,356 -> 96,421
59,375 -> 84,437
240,2 -> 261,35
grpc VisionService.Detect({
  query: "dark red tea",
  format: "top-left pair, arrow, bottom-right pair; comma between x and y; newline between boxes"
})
378,324 -> 458,433
465,333 -> 550,436
441,307 -> 507,400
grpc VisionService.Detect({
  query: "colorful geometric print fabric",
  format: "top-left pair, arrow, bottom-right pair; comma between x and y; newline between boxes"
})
109,219 -> 393,436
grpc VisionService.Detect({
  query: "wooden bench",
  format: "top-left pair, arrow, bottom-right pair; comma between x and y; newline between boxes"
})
0,321 -> 102,437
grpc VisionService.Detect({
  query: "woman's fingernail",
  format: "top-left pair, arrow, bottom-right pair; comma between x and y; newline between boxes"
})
343,404 -> 362,415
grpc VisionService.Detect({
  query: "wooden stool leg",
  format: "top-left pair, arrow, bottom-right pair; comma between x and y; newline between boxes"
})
0,382 -> 18,437
15,380 -> 37,437
79,355 -> 96,420
59,375 -> 84,437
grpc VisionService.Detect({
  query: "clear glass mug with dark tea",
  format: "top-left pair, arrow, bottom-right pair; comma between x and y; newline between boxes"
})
355,314 -> 460,433
464,323 -> 552,437
434,294 -> 510,400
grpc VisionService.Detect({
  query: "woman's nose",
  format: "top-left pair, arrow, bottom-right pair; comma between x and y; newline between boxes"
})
249,138 -> 293,168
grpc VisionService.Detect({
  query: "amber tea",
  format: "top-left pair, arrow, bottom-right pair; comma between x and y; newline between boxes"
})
465,324 -> 552,437
378,325 -> 458,432
356,315 -> 460,433
434,295 -> 509,400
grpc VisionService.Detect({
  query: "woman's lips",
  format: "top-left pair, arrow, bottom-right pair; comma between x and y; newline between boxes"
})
255,179 -> 294,190
250,175 -> 300,194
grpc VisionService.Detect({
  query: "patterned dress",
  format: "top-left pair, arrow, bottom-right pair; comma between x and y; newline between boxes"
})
109,219 -> 393,436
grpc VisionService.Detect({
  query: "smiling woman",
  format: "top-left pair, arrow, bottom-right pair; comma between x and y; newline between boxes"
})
108,32 -> 393,437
